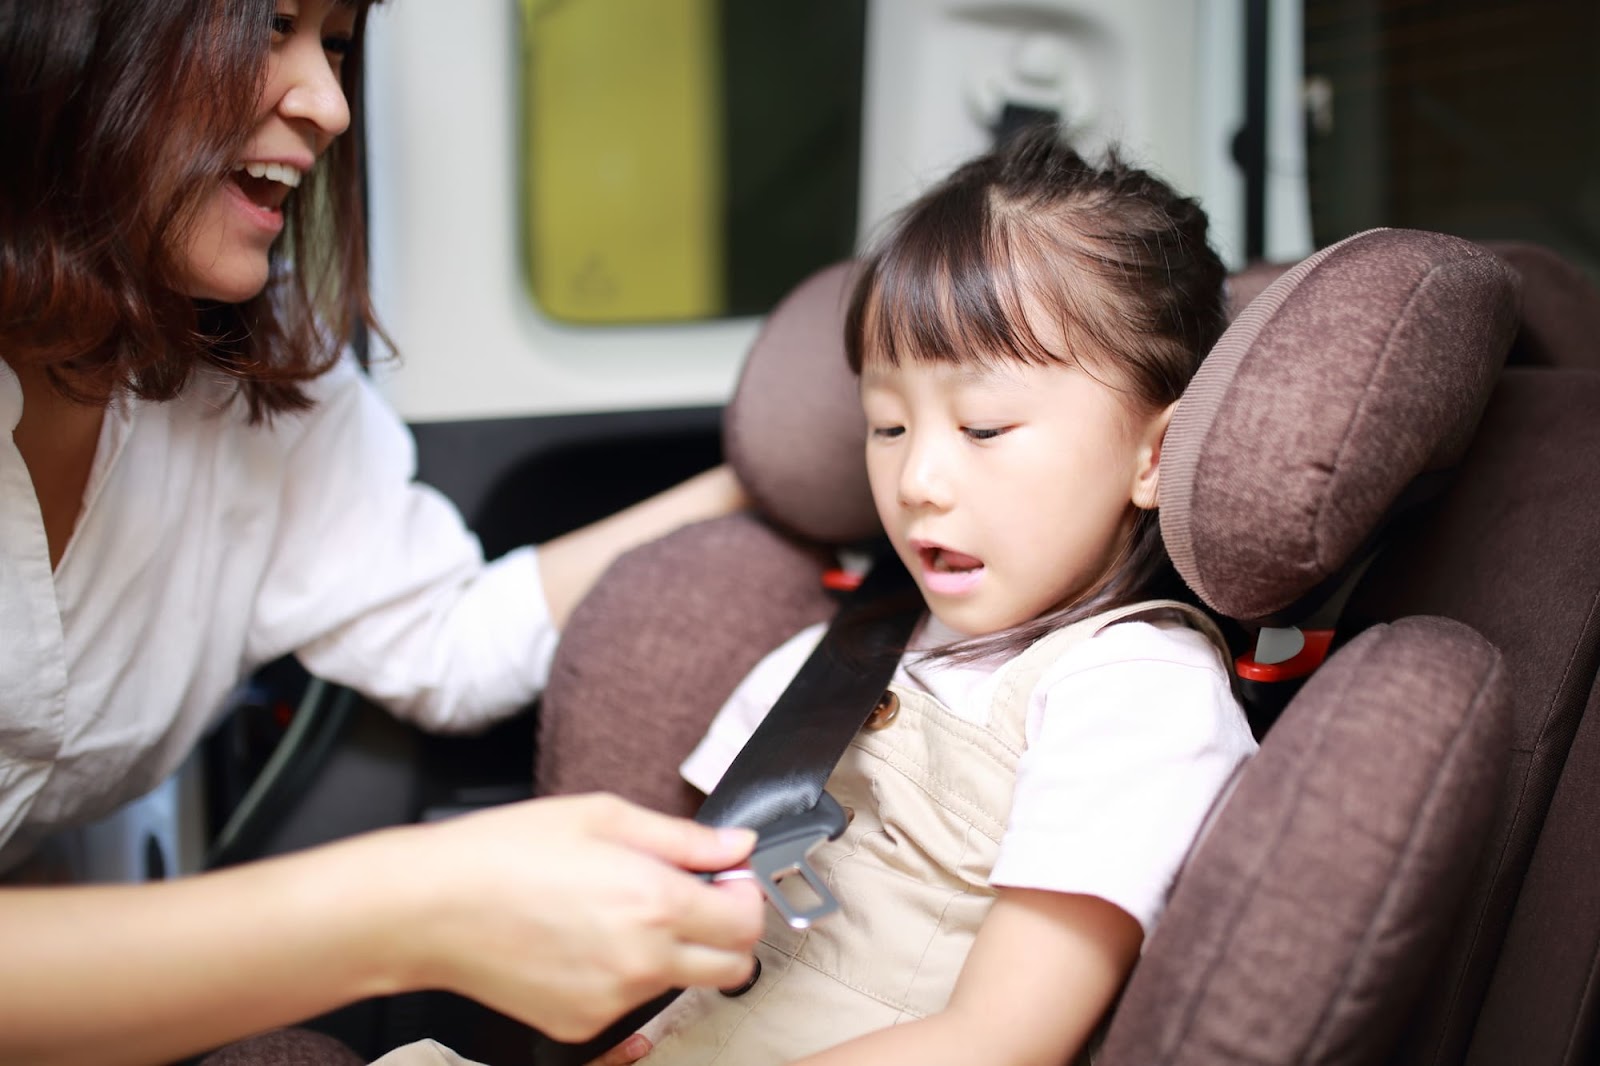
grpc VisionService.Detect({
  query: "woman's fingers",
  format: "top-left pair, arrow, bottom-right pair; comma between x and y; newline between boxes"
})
664,943 -> 759,991
658,876 -> 765,957
383,795 -> 769,1043
596,798 -> 757,873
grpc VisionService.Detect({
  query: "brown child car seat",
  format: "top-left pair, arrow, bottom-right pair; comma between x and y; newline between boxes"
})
536,227 -> 1600,1065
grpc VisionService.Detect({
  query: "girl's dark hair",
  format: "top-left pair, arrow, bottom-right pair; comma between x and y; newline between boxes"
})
0,0 -> 382,422
845,124 -> 1229,660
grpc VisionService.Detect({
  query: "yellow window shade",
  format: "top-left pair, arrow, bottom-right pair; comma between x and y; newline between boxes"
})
521,0 -> 725,323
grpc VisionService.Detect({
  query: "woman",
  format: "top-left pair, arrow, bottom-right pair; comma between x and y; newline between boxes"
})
0,1 -> 761,1063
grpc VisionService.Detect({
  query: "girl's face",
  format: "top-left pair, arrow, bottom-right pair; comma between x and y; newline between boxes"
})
861,346 -> 1171,638
177,1 -> 358,303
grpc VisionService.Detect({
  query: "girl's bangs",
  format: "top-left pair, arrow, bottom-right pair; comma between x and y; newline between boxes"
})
860,193 -> 1066,372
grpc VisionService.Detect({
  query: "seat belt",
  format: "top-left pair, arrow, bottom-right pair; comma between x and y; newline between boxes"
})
539,551 -> 921,1065
692,550 -> 920,924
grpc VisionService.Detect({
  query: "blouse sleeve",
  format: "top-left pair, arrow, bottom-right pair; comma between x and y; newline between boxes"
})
678,623 -> 827,794
247,356 -> 558,732
988,622 -> 1257,935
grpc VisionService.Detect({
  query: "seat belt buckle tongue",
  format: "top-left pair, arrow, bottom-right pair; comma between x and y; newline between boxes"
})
719,792 -> 849,929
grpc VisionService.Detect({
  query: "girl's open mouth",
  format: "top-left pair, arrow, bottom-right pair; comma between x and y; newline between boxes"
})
917,544 -> 985,596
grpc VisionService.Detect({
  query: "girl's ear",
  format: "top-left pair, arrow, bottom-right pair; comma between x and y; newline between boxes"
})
1130,401 -> 1177,510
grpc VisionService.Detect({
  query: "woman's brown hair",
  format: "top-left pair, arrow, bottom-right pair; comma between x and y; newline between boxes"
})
0,0 -> 381,421
844,124 -> 1229,660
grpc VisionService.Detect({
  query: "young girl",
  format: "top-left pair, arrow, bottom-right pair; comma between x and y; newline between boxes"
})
629,127 -> 1259,1065
0,2 -> 761,1062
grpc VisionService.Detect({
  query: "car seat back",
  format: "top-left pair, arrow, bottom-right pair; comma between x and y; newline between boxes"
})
1221,238 -> 1600,1065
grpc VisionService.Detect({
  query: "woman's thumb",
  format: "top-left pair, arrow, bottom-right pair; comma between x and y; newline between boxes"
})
603,803 -> 757,872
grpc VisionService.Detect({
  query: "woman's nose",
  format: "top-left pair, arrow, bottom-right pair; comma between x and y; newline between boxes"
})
279,51 -> 352,141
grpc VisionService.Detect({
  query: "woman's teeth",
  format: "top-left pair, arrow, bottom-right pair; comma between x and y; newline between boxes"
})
233,161 -> 302,188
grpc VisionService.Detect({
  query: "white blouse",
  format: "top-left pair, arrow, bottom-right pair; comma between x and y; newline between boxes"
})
0,356 -> 556,871
681,615 -> 1257,935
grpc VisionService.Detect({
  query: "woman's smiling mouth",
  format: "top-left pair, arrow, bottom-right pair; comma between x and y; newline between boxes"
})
227,159 -> 307,217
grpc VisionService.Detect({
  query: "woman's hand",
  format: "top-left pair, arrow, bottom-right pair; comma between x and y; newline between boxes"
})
373,793 -> 764,1043
0,793 -> 758,1066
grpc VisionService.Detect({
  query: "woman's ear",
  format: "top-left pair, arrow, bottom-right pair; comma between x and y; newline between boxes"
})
1130,401 -> 1177,510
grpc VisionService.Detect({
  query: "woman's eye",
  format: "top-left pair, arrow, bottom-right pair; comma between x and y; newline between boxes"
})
324,34 -> 355,58
270,14 -> 294,38
871,426 -> 904,440
963,426 -> 1008,441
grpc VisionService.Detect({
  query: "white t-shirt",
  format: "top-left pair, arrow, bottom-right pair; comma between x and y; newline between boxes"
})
681,614 -> 1257,934
0,356 -> 557,870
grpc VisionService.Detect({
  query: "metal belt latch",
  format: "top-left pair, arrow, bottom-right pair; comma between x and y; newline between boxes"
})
709,792 -> 849,929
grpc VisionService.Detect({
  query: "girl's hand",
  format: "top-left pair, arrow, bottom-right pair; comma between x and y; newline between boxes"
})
364,794 -> 762,1043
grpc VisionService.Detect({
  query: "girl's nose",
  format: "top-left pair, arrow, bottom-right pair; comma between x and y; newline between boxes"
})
897,436 -> 953,510
279,51 -> 352,142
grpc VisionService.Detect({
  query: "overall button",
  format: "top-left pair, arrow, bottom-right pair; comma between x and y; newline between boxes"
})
865,690 -> 899,730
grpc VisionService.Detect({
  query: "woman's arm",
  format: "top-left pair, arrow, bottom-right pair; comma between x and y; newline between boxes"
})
537,464 -> 749,628
268,359 -> 753,729
0,794 -> 762,1066
790,887 -> 1143,1066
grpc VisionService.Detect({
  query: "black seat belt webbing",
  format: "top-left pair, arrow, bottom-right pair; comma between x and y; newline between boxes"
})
696,550 -> 917,819
695,550 -> 918,927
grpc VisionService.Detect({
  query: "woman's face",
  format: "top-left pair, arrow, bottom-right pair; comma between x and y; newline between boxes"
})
177,1 -> 358,303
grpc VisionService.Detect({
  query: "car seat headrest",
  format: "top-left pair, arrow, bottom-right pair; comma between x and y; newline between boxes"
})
723,260 -> 879,543
1160,228 -> 1520,623
1481,240 -> 1600,371
1225,259 -> 1293,320
1229,239 -> 1600,372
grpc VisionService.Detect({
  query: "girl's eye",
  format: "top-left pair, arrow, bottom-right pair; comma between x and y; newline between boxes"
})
963,426 -> 1009,441
324,34 -> 355,58
270,14 -> 294,38
871,426 -> 904,440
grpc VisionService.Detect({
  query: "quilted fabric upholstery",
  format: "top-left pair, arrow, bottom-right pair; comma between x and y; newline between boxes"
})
537,513 -> 834,815
722,261 -> 879,544
198,1028 -> 364,1066
1099,616 -> 1510,1066
1160,229 -> 1518,621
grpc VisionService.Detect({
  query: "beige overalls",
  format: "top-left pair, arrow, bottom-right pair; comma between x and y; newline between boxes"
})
641,600 -> 1224,1065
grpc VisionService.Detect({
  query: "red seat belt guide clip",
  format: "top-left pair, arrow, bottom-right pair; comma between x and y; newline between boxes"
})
821,568 -> 865,592
1236,628 -> 1335,682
